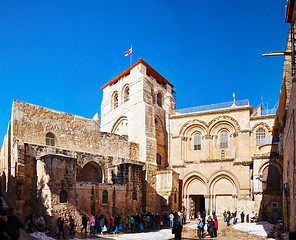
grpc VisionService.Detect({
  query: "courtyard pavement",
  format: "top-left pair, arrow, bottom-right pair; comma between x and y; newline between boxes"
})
25,218 -> 275,240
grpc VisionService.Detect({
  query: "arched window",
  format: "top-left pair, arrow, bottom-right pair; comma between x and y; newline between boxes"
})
123,86 -> 130,103
132,192 -> 137,200
60,190 -> 67,203
46,132 -> 55,146
157,92 -> 162,107
102,190 -> 108,204
157,153 -> 162,165
193,133 -> 201,150
262,165 -> 281,192
256,127 -> 266,146
112,91 -> 118,109
220,131 -> 228,149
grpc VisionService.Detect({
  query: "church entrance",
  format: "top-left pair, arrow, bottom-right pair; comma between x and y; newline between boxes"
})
190,195 -> 205,218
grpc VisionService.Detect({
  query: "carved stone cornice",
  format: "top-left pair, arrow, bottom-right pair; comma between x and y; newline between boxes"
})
233,161 -> 252,166
200,158 -> 234,163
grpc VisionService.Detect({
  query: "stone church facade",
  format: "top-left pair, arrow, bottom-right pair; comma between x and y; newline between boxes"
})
0,58 -> 282,229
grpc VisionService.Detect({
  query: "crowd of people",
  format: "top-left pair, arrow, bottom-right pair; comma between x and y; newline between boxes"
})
0,196 -> 260,240
222,210 -> 258,226
74,211 -> 186,236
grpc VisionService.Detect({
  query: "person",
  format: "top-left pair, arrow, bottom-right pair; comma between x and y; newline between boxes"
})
190,212 -> 193,221
130,215 -> 135,231
207,216 -> 216,238
89,215 -> 96,235
169,212 -> 174,228
233,211 -> 237,224
212,210 -> 216,219
108,215 -> 115,233
250,211 -> 255,223
197,217 -> 204,239
6,207 -> 25,240
240,211 -> 245,223
172,220 -> 183,240
246,214 -> 249,223
25,212 -> 35,233
81,215 -> 87,235
254,212 -> 258,222
226,210 -> 231,226
124,215 -> 130,231
0,200 -> 8,240
223,210 -> 227,222
100,216 -> 106,235
69,215 -> 75,234
214,217 -> 218,237
57,217 -> 65,239
113,215 -> 120,234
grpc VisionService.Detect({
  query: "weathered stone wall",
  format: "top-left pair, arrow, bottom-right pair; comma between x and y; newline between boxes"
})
283,81 -> 296,231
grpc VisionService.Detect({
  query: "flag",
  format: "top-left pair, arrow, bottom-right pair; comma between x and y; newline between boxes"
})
125,47 -> 132,56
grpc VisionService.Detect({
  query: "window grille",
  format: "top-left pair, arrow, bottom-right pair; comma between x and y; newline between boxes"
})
46,132 -> 55,146
256,128 -> 265,146
123,86 -> 129,103
193,134 -> 201,150
220,131 -> 228,149
113,92 -> 118,109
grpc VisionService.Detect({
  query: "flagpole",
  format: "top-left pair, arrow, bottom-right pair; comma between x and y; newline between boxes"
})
130,45 -> 132,66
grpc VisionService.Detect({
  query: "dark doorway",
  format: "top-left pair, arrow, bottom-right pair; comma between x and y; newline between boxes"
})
190,195 -> 205,218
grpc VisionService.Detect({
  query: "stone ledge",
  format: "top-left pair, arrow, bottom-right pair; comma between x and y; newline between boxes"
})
200,158 -> 234,163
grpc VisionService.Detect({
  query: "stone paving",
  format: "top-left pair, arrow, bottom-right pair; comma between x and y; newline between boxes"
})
182,219 -> 267,240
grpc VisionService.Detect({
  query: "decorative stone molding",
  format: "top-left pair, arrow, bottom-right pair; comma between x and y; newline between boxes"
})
200,158 -> 234,163
233,161 -> 252,166
251,122 -> 272,133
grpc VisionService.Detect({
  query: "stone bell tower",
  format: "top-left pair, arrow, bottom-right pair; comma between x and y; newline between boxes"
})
100,59 -> 179,212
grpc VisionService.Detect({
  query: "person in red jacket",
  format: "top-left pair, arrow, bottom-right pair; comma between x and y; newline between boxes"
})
214,217 -> 218,237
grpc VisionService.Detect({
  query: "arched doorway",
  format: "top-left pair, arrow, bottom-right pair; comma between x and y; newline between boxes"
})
210,175 -> 237,215
183,173 -> 208,218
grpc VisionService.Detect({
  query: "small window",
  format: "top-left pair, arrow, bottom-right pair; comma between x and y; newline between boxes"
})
112,92 -> 118,109
102,190 -> 108,204
123,86 -> 129,103
132,192 -> 137,200
46,132 -> 55,146
157,92 -> 162,107
220,131 -> 228,149
193,133 -> 201,150
157,153 -> 162,165
256,127 -> 265,146
174,193 -> 177,203
60,190 -> 67,203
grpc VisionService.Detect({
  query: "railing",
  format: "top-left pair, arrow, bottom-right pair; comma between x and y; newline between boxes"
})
174,99 -> 250,115
262,108 -> 277,115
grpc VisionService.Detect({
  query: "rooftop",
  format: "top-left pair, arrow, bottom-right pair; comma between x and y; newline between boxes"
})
100,58 -> 174,90
173,99 -> 277,116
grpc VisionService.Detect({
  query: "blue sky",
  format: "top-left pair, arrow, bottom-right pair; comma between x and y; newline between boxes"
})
0,0 -> 289,145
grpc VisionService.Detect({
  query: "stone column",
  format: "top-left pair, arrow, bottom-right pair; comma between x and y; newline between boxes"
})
205,194 -> 210,215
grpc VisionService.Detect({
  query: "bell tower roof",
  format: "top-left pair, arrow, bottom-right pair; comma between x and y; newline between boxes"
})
100,58 -> 174,90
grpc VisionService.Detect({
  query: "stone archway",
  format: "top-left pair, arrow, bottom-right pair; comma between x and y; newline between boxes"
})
209,173 -> 238,215
183,173 -> 208,218
77,161 -> 103,183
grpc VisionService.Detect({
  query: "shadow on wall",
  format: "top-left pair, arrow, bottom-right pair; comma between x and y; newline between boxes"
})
257,150 -> 283,227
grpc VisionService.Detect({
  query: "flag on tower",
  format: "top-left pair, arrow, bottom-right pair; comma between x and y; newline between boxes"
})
125,47 -> 132,56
